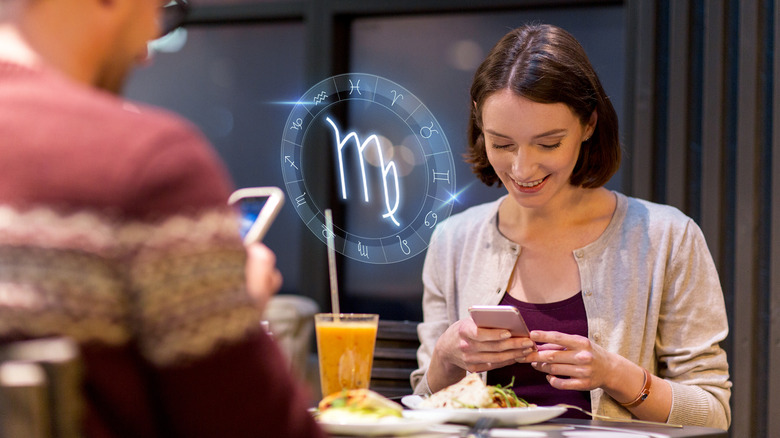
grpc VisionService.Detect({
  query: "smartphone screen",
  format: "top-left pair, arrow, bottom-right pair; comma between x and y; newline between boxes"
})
237,198 -> 265,240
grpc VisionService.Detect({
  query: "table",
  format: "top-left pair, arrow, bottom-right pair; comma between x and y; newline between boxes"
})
328,418 -> 728,437
546,418 -> 727,437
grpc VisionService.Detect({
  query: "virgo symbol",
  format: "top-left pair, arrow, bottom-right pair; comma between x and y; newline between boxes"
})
326,117 -> 401,227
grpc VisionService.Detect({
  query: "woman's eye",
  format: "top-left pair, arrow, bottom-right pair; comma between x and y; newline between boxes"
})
491,143 -> 512,149
540,142 -> 562,149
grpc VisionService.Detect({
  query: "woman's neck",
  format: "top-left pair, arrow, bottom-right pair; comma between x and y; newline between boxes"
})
497,187 -> 615,244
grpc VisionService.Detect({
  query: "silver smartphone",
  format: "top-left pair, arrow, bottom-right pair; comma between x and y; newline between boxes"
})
227,186 -> 284,246
468,305 -> 531,338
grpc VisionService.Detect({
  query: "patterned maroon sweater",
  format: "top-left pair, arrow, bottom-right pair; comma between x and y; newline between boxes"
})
0,61 -> 323,438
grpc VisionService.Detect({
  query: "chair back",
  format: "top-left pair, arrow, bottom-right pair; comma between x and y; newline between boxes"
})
0,338 -> 83,438
262,295 -> 319,378
369,320 -> 420,399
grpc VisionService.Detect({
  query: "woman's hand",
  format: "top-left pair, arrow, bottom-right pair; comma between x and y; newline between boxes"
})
526,330 -> 672,423
245,243 -> 283,314
524,330 -> 618,391
426,317 -> 536,392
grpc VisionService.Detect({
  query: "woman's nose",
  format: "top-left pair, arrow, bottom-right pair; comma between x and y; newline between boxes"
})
511,146 -> 538,178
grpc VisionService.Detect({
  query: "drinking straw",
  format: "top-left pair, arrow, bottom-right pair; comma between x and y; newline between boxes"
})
324,209 -> 340,319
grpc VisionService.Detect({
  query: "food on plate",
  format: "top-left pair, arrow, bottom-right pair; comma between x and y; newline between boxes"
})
419,373 -> 534,409
316,388 -> 404,423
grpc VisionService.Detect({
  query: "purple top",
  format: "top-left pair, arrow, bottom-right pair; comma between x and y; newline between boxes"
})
487,292 -> 591,419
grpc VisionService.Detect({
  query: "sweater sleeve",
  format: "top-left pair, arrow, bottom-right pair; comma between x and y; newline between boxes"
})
656,219 -> 731,429
412,224 -> 452,395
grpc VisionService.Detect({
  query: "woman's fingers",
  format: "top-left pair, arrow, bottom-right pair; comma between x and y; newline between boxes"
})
449,320 -> 542,372
531,330 -> 590,349
526,331 -> 608,391
528,345 -> 593,366
531,358 -> 593,375
545,374 -> 594,391
536,343 -> 565,352
460,338 -> 535,371
464,358 -> 518,373
473,326 -> 513,341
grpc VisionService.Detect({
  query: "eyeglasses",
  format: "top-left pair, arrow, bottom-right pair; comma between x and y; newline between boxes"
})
160,0 -> 190,37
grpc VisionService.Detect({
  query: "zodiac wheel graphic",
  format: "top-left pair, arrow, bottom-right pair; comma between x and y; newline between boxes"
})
280,73 -> 455,264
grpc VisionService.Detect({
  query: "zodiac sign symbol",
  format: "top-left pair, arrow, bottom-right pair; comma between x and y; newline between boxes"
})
325,116 -> 401,227
295,193 -> 307,207
284,156 -> 299,170
424,211 -> 438,228
432,170 -> 450,183
397,236 -> 411,255
290,118 -> 303,130
357,242 -> 369,259
349,79 -> 361,95
390,90 -> 403,106
313,91 -> 327,105
321,224 -> 335,240
420,122 -> 438,139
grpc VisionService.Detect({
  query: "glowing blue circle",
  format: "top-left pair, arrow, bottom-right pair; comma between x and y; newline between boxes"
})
280,73 -> 455,264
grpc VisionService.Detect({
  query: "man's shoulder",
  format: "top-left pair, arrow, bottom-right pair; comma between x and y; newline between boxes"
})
5,64 -> 199,142
75,88 -> 199,142
0,65 -> 230,216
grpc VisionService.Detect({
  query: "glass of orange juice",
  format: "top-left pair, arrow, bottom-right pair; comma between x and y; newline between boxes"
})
314,313 -> 379,398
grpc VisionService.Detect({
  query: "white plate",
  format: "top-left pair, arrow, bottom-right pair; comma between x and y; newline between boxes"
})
401,394 -> 567,426
316,411 -> 449,436
427,424 -> 550,437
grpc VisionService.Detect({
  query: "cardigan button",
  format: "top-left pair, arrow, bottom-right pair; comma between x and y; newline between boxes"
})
574,250 -> 584,258
584,290 -> 592,297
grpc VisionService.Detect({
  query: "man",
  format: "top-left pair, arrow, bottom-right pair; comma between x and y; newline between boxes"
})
0,0 -> 323,436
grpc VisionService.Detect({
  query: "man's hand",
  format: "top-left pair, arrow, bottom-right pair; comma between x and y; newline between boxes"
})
245,243 -> 282,313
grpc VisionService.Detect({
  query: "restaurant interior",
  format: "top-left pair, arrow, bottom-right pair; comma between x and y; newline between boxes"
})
4,0 -> 774,436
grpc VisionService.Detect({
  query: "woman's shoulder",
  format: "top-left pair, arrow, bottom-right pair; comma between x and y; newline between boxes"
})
436,197 -> 503,234
618,192 -> 697,233
425,197 -> 505,269
427,197 -> 504,255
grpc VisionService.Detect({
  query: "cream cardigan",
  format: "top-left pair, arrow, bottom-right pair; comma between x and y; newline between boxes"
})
412,192 -> 731,429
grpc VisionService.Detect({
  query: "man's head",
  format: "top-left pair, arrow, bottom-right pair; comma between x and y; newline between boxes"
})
91,0 -> 166,93
0,0 -> 171,93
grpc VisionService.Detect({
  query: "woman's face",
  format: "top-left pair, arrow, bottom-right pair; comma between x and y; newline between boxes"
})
481,89 -> 595,210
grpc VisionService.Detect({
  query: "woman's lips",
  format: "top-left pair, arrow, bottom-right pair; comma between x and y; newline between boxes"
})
511,175 -> 549,192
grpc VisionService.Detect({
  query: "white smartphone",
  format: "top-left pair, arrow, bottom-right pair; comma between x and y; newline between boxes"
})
468,305 -> 531,338
227,186 -> 284,246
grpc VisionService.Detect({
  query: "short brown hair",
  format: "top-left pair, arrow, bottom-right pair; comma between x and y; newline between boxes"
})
466,24 -> 621,188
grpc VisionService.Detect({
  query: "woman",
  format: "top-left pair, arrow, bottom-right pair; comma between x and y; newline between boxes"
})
411,24 -> 731,429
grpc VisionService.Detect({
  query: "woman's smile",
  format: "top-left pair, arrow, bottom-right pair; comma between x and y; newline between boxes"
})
510,175 -> 550,192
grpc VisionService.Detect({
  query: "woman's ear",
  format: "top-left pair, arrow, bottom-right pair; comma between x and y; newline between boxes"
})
585,110 -> 598,139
